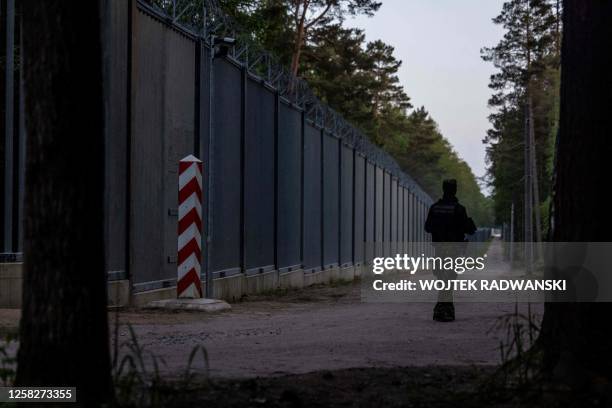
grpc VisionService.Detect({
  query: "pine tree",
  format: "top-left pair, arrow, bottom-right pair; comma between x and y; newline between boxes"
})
364,40 -> 411,145
287,0 -> 381,77
481,0 -> 560,235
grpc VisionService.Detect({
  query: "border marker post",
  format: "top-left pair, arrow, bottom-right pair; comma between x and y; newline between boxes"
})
177,155 -> 203,298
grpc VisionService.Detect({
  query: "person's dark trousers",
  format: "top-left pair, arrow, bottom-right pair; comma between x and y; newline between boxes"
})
432,243 -> 463,322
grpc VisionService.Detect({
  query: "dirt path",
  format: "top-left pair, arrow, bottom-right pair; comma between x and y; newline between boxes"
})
0,240 -> 540,379
109,240 -> 541,379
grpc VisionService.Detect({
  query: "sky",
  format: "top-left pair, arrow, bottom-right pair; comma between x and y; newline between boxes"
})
348,0 -> 505,192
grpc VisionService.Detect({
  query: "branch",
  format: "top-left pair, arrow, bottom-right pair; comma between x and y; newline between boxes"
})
293,0 -> 301,27
305,0 -> 333,29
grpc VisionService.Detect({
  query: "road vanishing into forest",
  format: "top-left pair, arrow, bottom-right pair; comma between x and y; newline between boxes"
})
106,239 -> 542,379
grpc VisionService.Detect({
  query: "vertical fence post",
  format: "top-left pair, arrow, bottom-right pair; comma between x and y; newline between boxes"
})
177,155 -> 203,298
3,0 -> 15,254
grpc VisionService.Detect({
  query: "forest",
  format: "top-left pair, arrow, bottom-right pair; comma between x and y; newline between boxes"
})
482,0 -> 561,239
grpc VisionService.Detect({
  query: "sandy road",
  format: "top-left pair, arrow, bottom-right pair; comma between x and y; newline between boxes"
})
115,298 -> 537,379
109,240 -> 541,379
0,240 -> 541,379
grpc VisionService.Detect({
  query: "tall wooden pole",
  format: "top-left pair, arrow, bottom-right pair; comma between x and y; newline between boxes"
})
524,102 -> 533,274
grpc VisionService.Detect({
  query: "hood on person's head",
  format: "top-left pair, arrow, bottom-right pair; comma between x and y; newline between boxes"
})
442,179 -> 457,198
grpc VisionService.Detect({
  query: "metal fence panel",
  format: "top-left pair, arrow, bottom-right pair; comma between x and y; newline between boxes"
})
197,45 -> 211,280
383,171 -> 391,256
408,190 -> 414,255
131,11 -> 195,288
403,188 -> 409,254
277,102 -> 302,271
397,185 -> 403,255
303,124 -> 322,271
1,0 -> 16,256
162,27 -> 196,284
340,144 -> 354,266
422,200 -> 427,252
244,79 -> 275,273
104,0 -> 129,279
391,177 -> 398,255
209,59 -> 242,277
418,199 -> 423,254
322,133 -> 339,268
414,196 -> 420,254
353,154 -> 365,264
375,166 -> 384,257
131,10 -> 165,286
420,200 -> 425,252
365,161 -> 375,263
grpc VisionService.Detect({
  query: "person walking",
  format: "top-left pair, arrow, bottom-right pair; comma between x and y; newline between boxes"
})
424,179 -> 477,322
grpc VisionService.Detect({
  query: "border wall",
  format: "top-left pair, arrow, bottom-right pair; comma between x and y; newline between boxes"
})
0,1 -> 434,307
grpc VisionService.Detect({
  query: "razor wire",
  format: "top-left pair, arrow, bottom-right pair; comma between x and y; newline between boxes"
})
139,0 -> 431,202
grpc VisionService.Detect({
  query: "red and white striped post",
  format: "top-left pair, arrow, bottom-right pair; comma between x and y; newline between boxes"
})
177,154 -> 203,298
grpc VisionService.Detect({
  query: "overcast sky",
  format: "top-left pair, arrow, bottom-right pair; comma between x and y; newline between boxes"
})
348,0 -> 505,193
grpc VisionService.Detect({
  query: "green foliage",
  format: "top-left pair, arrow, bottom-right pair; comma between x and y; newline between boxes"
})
112,323 -> 210,407
488,302 -> 542,388
113,324 -> 166,406
183,345 -> 210,386
481,0 -> 561,234
0,332 -> 18,386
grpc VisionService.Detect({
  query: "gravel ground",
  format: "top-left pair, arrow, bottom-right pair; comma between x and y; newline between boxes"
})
1,240 -> 543,381
109,291 -> 540,379
106,240 -> 542,379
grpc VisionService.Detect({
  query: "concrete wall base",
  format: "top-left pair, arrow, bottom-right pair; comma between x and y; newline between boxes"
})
212,274 -> 245,302
304,268 -> 332,286
337,265 -> 355,282
0,263 -> 23,309
108,279 -> 130,308
131,287 -> 177,307
279,269 -> 304,289
360,263 -> 375,278
354,264 -> 367,278
245,270 -> 279,295
1,260 -> 374,310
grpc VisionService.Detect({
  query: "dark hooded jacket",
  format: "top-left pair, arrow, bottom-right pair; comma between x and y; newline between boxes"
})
424,195 -> 476,242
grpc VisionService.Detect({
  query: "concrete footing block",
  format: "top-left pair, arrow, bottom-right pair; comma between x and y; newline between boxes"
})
131,287 -> 176,307
324,268 -> 337,283
3,258 -> 371,310
354,264 -> 365,277
304,269 -> 332,286
108,279 -> 130,308
245,270 -> 279,294
279,269 -> 304,289
302,271 -> 317,287
329,267 -> 341,281
145,298 -> 231,312
0,263 -> 23,309
213,274 -> 245,302
337,265 -> 355,281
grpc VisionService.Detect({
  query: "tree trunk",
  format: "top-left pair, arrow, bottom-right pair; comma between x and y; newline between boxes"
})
15,1 -> 112,404
539,0 -> 612,384
290,16 -> 306,78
